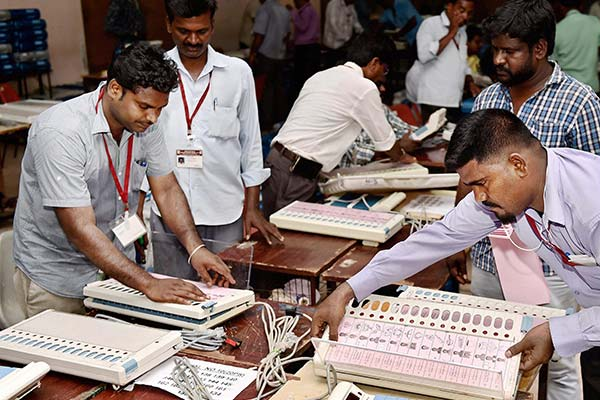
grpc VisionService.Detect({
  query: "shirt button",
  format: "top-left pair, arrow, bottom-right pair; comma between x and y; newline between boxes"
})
574,290 -> 580,295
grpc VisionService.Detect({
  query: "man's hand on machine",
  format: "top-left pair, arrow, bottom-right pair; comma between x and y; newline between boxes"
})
311,282 -> 356,340
190,247 -> 236,288
144,277 -> 209,304
505,321 -> 555,372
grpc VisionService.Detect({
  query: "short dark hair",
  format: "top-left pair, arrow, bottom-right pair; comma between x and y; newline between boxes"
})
107,42 -> 178,94
164,0 -> 217,22
558,0 -> 580,7
445,109 -> 540,171
467,24 -> 482,41
346,33 -> 396,67
482,0 -> 556,55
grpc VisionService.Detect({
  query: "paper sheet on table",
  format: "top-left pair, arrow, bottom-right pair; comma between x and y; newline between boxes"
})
136,357 -> 257,400
489,232 -> 550,305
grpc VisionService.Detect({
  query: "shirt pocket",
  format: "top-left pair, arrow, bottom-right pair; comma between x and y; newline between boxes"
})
130,161 -> 148,192
207,106 -> 239,139
572,264 -> 600,291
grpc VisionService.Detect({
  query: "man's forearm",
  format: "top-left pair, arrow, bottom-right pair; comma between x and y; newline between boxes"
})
245,185 -> 261,211
437,29 -> 458,55
153,182 -> 203,254
55,207 -> 154,293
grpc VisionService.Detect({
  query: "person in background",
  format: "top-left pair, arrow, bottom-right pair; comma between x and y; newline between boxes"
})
377,0 -> 423,48
262,34 -> 415,218
139,0 -> 282,280
445,1 -> 600,397
589,0 -> 600,20
239,0 -> 263,49
466,24 -> 492,89
552,0 -> 600,92
323,0 -> 364,67
405,0 -> 479,123
249,0 -> 291,131
12,43 -> 234,319
291,0 -> 320,99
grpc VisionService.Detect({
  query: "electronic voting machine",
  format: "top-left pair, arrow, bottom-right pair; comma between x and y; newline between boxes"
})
0,362 -> 49,400
269,201 -> 405,246
0,310 -> 182,386
84,273 -> 255,330
312,290 -> 565,400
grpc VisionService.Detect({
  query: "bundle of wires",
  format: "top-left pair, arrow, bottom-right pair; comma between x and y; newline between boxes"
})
171,356 -> 214,400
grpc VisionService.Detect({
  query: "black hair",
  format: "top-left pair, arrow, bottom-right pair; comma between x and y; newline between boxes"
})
467,24 -> 482,41
558,0 -> 580,7
445,109 -> 540,171
446,0 -> 475,4
107,42 -> 178,94
346,33 -> 396,67
164,0 -> 217,22
482,0 -> 556,55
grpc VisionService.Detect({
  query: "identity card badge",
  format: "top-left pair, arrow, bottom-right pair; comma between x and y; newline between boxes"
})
176,149 -> 203,169
110,210 -> 147,247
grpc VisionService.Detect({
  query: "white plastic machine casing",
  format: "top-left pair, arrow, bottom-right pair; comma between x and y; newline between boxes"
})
0,361 -> 50,400
0,310 -> 182,386
84,275 -> 255,330
313,295 -> 527,400
269,201 -> 405,246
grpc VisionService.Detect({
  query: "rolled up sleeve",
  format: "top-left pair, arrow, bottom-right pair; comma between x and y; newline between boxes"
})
416,20 -> 439,64
352,87 -> 395,152
238,63 -> 270,187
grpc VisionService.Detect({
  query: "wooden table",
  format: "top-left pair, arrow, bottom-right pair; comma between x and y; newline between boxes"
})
322,225 -> 450,291
220,231 -> 356,305
8,299 -> 315,400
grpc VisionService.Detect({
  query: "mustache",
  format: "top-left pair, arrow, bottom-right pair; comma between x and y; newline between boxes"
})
184,44 -> 203,49
482,200 -> 500,208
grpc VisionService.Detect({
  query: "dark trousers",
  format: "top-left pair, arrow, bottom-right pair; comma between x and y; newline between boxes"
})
582,347 -> 600,399
420,104 -> 461,125
256,53 -> 286,130
293,43 -> 320,100
262,149 -> 319,218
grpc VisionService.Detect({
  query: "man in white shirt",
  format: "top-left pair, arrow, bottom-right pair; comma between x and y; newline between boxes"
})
262,34 -> 415,218
323,0 -> 364,67
405,0 -> 478,122
142,0 -> 282,280
239,0 -> 264,49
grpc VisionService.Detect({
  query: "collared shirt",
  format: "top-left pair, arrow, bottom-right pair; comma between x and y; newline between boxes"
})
13,85 -> 172,298
553,9 -> 600,92
323,0 -> 363,50
145,46 -> 269,226
339,105 -> 411,168
405,12 -> 469,107
348,147 -> 600,358
471,62 -> 600,276
378,0 -> 423,46
292,2 -> 320,45
273,62 -> 396,172
253,0 -> 290,60
239,0 -> 262,48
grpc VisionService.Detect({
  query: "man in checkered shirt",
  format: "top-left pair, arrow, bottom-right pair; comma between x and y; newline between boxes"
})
446,1 -> 600,399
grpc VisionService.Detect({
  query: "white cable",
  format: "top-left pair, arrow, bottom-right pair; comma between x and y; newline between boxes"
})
93,313 -> 132,324
181,327 -> 226,352
502,224 -> 543,252
252,301 -> 313,400
170,356 -> 214,400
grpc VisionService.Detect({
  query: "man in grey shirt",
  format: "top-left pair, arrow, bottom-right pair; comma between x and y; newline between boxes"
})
249,0 -> 290,131
13,43 -> 235,319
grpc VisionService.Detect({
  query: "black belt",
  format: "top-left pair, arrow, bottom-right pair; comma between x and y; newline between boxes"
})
273,142 -> 323,180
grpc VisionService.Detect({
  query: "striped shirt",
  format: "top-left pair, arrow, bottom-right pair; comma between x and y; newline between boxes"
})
471,62 -> 600,275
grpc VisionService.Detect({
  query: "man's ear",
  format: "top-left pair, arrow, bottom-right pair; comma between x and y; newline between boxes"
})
509,153 -> 528,178
165,17 -> 172,34
107,79 -> 124,101
532,39 -> 548,60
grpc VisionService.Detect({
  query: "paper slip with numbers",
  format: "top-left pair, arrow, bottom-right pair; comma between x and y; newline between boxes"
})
136,357 -> 256,400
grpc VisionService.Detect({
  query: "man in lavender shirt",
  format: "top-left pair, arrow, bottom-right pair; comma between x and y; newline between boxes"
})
291,0 -> 320,99
312,109 -> 600,386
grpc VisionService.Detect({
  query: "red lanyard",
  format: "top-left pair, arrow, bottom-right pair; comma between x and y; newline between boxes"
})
525,214 -> 576,267
178,71 -> 212,137
96,86 -> 135,212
